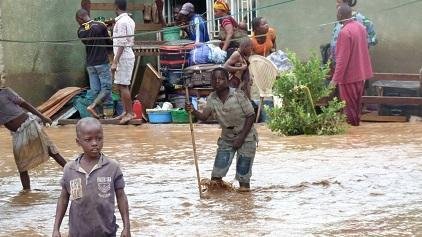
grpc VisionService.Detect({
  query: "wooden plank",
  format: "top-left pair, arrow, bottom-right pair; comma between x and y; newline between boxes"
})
371,73 -> 420,81
135,24 -> 162,31
361,112 -> 408,122
362,96 -> 422,105
43,92 -> 81,118
90,3 -> 145,11
37,87 -> 82,113
58,119 -> 143,125
138,63 -> 162,111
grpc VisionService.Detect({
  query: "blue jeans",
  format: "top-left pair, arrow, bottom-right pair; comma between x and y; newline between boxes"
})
86,64 -> 113,109
211,138 -> 257,183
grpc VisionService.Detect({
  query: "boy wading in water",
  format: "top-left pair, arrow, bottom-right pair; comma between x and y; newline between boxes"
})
52,118 -> 130,237
0,75 -> 66,190
186,68 -> 258,192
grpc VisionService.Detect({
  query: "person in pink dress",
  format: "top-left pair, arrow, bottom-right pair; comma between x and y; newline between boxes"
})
331,4 -> 373,126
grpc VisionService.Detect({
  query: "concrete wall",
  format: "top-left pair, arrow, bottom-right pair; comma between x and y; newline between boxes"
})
261,0 -> 422,74
0,0 -> 154,105
0,0 -> 88,105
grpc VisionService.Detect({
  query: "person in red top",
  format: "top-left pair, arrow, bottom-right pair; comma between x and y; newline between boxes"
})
331,4 -> 373,126
214,0 -> 247,58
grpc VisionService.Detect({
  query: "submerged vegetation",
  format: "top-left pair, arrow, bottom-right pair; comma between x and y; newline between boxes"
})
267,52 -> 347,136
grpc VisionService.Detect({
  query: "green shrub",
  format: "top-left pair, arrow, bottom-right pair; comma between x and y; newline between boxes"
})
267,52 -> 347,136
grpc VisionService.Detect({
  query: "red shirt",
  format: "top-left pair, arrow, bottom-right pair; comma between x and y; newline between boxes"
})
333,20 -> 373,85
220,16 -> 238,28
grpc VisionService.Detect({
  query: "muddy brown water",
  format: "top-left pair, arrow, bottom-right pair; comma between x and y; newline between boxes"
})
0,123 -> 421,236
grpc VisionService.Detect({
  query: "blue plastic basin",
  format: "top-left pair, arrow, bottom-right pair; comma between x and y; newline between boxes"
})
147,110 -> 172,124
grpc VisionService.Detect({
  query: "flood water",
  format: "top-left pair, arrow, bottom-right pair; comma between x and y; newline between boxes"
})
0,123 -> 421,236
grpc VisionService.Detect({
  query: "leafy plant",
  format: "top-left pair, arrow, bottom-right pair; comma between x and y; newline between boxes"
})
267,52 -> 347,136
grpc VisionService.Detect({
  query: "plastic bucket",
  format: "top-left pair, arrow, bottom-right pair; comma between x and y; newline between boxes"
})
169,95 -> 186,108
171,109 -> 191,124
146,110 -> 172,124
163,27 -> 181,41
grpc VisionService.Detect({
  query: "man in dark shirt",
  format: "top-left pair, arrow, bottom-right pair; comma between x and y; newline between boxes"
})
76,9 -> 114,118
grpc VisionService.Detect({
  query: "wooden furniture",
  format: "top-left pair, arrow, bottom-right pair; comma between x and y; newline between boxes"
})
130,41 -> 164,96
37,87 -> 83,118
362,73 -> 422,105
137,63 -> 163,112
361,72 -> 422,122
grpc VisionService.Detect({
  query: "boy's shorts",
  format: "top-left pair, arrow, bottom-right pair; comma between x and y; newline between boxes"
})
114,58 -> 135,86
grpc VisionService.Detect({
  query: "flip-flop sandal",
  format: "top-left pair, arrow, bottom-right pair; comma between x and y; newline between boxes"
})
111,113 -> 126,120
119,114 -> 133,125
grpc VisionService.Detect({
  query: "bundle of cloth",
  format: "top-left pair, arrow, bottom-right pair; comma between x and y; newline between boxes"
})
266,50 -> 292,72
189,43 -> 227,65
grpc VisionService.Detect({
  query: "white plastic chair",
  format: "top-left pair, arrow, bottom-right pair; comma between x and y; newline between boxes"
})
248,55 -> 279,122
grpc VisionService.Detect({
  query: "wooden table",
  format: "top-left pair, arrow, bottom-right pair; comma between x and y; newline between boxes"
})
130,41 -> 164,95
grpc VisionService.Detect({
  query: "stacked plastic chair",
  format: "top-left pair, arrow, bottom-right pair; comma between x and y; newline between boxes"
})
248,55 -> 279,122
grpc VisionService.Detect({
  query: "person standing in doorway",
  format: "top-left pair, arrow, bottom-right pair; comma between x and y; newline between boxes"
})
112,0 -> 136,124
331,4 -> 373,126
76,9 -> 114,119
178,2 -> 210,43
214,0 -> 247,58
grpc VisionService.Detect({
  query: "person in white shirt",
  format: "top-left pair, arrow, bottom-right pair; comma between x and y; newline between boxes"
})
111,0 -> 136,124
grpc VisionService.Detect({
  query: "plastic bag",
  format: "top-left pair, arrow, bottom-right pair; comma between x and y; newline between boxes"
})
189,43 -> 211,65
208,44 -> 227,64
266,50 -> 292,72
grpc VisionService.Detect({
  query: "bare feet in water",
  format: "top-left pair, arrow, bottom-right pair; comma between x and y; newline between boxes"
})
87,104 -> 99,119
112,112 -> 126,120
119,113 -> 134,125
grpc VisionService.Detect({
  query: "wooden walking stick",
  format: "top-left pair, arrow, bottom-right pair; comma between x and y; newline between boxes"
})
185,86 -> 203,198
256,96 -> 264,123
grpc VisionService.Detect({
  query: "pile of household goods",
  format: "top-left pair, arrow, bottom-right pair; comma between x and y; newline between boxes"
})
152,40 -> 225,124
